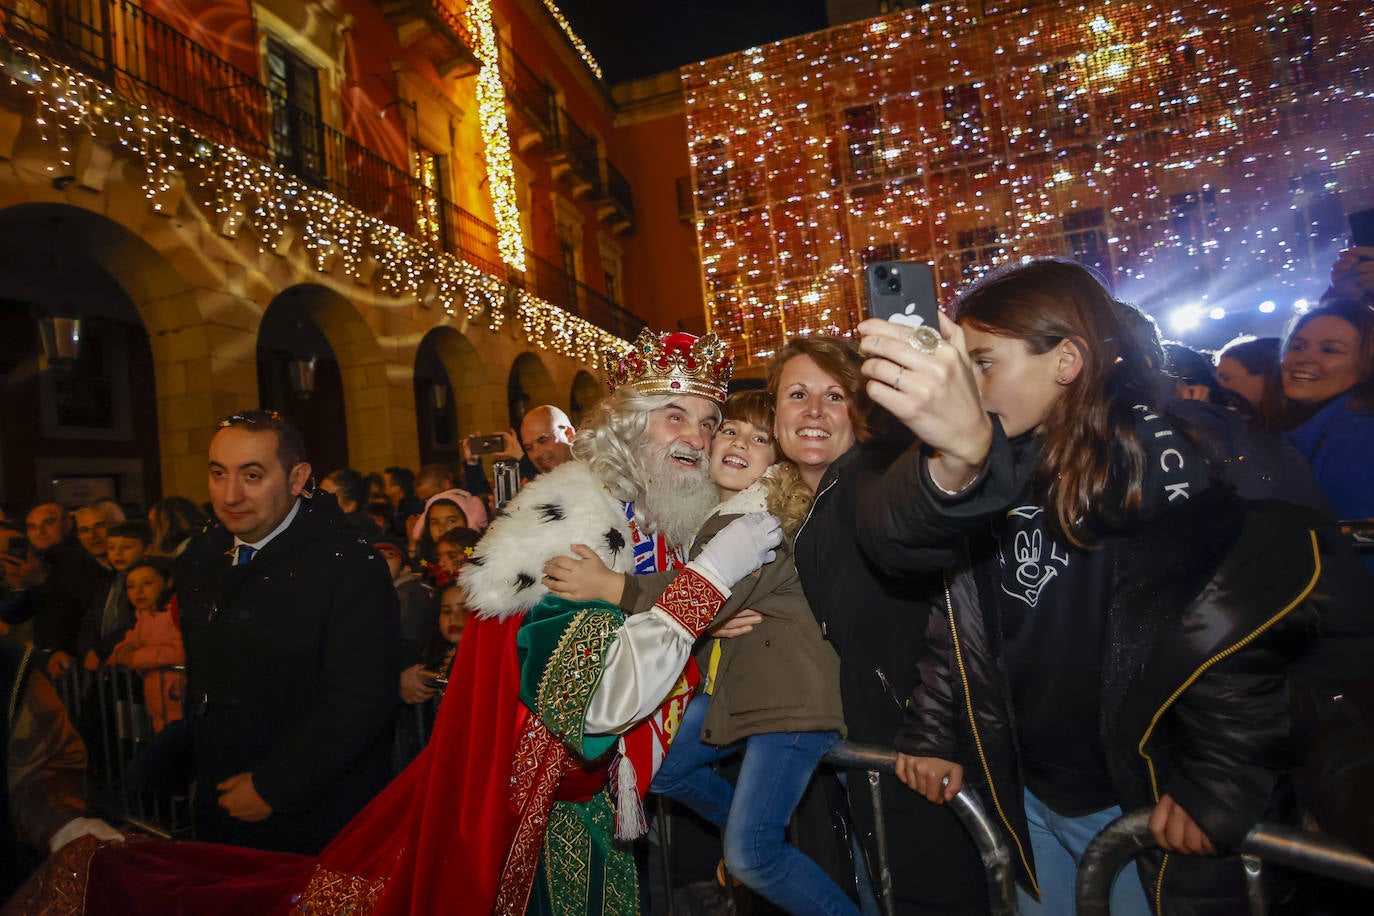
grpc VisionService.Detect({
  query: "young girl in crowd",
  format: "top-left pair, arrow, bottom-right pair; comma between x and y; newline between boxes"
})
394,582 -> 470,772
854,258 -> 1333,915
543,391 -> 852,916
107,558 -> 185,734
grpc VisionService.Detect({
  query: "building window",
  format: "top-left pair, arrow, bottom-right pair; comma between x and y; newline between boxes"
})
942,82 -> 986,153
1166,188 -> 1218,256
1062,208 -> 1107,270
1041,60 -> 1089,139
843,104 -> 884,182
414,146 -> 447,249
955,226 -> 1002,280
266,39 -> 325,186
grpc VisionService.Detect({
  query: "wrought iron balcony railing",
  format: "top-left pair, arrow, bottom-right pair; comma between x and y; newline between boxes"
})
498,39 -> 556,144
547,106 -> 602,196
516,250 -> 645,341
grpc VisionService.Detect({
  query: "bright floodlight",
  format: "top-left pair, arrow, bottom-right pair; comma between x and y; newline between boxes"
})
1208,307 -> 1226,320
1293,298 -> 1310,312
1170,304 -> 1205,332
1258,300 -> 1277,314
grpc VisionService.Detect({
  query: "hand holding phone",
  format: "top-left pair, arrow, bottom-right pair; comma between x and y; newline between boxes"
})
468,434 -> 507,456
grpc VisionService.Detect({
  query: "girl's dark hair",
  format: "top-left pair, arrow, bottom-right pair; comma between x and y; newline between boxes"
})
1214,336 -> 1284,429
766,336 -> 879,443
149,496 -> 208,555
436,526 -> 480,552
124,557 -> 175,610
955,258 -> 1164,547
417,498 -> 468,563
1282,299 -> 1374,413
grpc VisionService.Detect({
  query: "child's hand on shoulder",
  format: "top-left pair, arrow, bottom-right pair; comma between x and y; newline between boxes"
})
542,545 -> 625,605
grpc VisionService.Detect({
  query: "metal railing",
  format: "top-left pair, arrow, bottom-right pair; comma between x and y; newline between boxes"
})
823,743 -> 1016,916
498,38 -> 556,140
1076,809 -> 1374,915
603,159 -> 634,223
653,741 -> 1015,916
550,106 -> 602,194
51,663 -> 191,839
516,250 -> 646,339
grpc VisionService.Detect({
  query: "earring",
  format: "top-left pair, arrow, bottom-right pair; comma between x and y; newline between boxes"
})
1057,376 -> 1070,384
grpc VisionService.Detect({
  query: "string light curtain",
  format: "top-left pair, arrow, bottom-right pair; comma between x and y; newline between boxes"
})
682,0 -> 1374,367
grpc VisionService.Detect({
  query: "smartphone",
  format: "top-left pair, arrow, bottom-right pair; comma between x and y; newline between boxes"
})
1351,208 -> 1374,247
494,458 -> 521,511
468,434 -> 507,456
419,669 -> 448,689
865,261 -> 940,330
7,535 -> 27,559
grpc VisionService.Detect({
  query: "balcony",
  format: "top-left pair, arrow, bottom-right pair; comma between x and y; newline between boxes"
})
0,0 -> 646,342
380,0 -> 480,80
546,107 -> 600,198
514,251 -> 645,341
596,160 -> 633,234
498,40 -> 555,151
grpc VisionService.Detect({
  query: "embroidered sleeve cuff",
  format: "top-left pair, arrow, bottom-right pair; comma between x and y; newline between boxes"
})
658,567 -> 727,639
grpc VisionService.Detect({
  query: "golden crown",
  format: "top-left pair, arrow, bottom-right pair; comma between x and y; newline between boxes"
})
603,330 -> 733,404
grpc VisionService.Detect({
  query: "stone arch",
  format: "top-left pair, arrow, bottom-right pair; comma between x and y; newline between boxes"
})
258,284 -> 395,475
507,351 -> 559,430
414,325 -> 487,465
569,370 -> 602,427
0,202 -> 250,502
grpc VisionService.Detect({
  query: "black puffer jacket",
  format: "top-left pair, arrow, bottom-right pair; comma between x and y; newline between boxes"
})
864,428 -> 1332,915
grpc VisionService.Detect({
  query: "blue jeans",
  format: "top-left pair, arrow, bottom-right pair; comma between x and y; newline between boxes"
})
651,694 -> 857,916
1016,788 -> 1152,916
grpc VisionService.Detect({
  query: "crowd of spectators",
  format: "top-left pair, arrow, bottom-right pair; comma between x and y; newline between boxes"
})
1,246 -> 1372,912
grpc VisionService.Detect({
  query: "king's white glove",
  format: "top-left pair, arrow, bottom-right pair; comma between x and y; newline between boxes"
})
688,511 -> 782,591
49,816 -> 125,852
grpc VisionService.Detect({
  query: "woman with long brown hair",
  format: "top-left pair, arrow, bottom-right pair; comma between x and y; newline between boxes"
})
853,258 -> 1330,915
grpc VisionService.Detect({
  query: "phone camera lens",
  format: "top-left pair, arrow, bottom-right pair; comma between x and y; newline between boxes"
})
874,266 -> 889,279
887,277 -> 901,292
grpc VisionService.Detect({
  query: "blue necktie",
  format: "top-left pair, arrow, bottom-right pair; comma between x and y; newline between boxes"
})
235,545 -> 256,566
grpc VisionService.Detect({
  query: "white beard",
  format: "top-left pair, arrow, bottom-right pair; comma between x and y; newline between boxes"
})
634,440 -> 719,549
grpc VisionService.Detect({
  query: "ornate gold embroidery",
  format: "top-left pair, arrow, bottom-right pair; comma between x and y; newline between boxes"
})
289,864 -> 386,915
2,833 -> 103,916
658,568 -> 724,638
495,718 -> 569,916
534,608 -> 620,749
543,801 -> 594,916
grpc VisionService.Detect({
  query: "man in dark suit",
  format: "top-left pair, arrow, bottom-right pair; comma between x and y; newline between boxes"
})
178,409 -> 400,854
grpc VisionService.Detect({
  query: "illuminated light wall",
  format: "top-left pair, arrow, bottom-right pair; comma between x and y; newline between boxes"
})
682,0 -> 1374,366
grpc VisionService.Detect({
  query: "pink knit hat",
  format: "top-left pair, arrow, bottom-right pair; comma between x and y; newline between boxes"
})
411,487 -> 488,542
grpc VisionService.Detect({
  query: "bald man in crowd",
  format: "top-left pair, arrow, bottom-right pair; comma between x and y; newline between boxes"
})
518,405 -> 576,475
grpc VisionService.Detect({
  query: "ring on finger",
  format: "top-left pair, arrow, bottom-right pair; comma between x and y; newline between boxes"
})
906,325 -> 941,353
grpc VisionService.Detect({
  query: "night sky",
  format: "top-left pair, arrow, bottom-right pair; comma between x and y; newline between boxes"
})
553,0 -> 829,85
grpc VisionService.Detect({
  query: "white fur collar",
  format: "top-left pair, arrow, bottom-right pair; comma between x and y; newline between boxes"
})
459,461 -> 637,620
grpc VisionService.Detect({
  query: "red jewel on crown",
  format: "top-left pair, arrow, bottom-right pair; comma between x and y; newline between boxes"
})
603,330 -> 734,404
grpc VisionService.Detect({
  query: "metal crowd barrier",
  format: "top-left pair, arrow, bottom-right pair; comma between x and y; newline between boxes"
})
50,662 -> 191,839
652,741 -> 1016,916
1075,809 -> 1374,916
